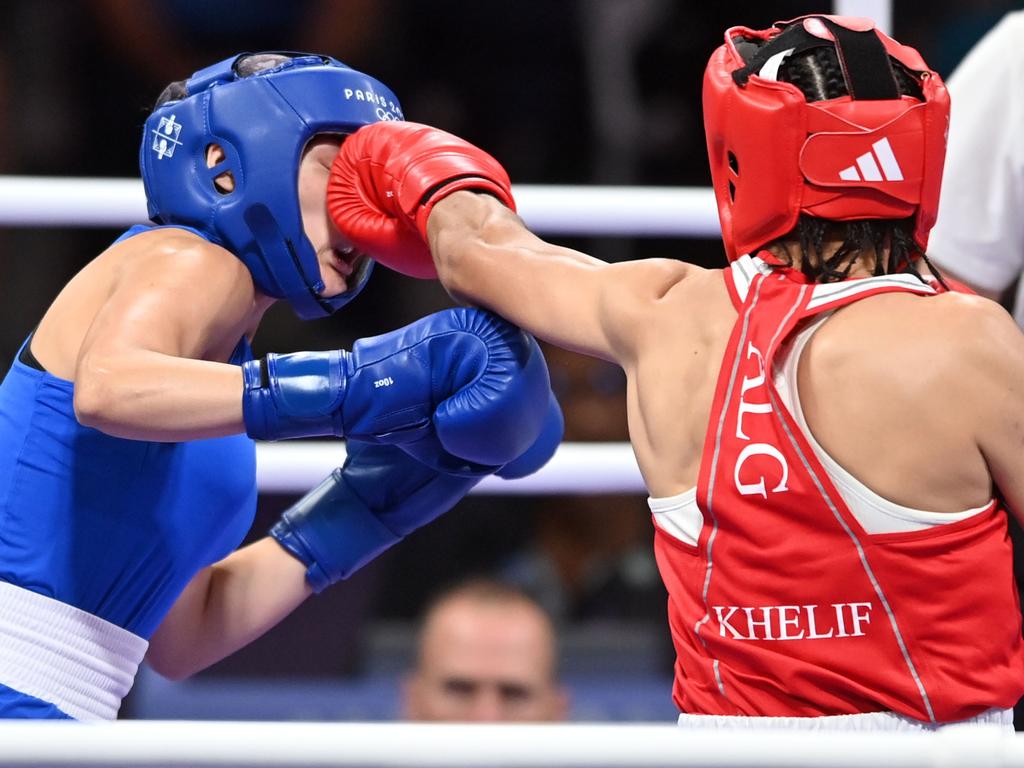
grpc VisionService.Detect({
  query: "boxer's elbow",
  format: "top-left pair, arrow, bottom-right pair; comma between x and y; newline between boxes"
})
145,648 -> 199,682
72,356 -> 126,430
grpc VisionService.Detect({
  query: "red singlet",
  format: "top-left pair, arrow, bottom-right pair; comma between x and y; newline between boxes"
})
653,255 -> 1024,723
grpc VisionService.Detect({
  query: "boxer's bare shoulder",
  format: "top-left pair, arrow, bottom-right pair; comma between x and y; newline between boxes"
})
798,288 -> 1023,512
33,227 -> 256,379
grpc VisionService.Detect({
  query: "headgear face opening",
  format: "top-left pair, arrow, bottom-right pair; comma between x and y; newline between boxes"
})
140,53 -> 404,320
702,15 -> 949,262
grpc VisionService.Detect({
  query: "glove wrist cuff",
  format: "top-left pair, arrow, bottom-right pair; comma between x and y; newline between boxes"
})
270,519 -> 333,593
241,352 -> 349,441
269,470 -> 404,591
241,358 -> 270,439
414,177 -> 515,239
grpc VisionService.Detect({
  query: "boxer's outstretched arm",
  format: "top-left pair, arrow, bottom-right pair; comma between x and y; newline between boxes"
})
326,120 -> 698,366
427,191 -> 695,365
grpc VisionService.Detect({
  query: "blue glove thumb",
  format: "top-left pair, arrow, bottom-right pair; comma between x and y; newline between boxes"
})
497,391 -> 563,479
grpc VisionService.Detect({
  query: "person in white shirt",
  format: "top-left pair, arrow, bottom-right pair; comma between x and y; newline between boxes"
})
928,11 -> 1024,323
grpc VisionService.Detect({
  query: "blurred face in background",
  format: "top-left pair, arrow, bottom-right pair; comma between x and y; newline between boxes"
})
402,594 -> 568,722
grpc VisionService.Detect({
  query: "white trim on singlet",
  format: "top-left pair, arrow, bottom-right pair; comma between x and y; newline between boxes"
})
677,707 -> 1013,732
775,314 -> 991,533
691,277 -> 772,693
728,255 -> 937,309
806,274 -> 936,309
728,254 -> 774,302
649,488 -> 701,546
0,581 -> 148,720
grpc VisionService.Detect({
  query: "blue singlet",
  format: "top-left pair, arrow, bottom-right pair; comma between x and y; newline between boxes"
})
0,225 -> 258,717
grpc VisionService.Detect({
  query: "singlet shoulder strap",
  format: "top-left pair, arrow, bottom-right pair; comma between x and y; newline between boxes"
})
725,254 -> 775,307
17,332 -> 43,372
806,274 -> 936,314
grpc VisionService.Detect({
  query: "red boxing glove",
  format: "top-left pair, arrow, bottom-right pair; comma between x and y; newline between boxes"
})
327,121 -> 515,279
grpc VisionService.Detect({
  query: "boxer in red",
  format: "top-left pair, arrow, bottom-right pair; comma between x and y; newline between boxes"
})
327,16 -> 1024,730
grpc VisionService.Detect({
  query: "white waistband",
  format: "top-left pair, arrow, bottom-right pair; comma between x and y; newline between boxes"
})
0,581 -> 148,720
677,707 -> 1014,732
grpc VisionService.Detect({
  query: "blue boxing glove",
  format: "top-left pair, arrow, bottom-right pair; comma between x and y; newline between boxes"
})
495,391 -> 563,479
270,441 -> 480,590
271,390 -> 564,590
242,308 -> 550,471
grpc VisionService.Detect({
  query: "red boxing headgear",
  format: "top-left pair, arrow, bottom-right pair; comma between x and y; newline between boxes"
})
703,15 -> 949,262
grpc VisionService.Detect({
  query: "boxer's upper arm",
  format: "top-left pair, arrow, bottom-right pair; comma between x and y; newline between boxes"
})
78,236 -> 253,366
70,234 -> 257,439
971,300 -> 1024,524
146,567 -> 213,680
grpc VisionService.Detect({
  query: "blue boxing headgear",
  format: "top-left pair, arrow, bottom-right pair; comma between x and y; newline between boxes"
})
139,53 -> 404,320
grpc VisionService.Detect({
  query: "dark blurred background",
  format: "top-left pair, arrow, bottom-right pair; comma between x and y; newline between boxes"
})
0,0 -> 1019,720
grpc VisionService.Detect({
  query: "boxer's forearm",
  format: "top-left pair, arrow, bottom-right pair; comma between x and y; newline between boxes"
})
146,538 -> 312,680
428,191 -> 695,365
73,350 -> 246,440
427,191 -> 621,360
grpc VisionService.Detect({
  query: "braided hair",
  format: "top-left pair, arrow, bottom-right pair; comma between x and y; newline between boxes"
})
771,46 -> 945,286
154,53 -> 294,108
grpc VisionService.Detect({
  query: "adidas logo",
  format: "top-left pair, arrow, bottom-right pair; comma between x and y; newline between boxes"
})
838,137 -> 903,182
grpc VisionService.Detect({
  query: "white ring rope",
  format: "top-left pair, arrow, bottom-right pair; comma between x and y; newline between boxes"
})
835,0 -> 893,33
0,176 -> 721,237
0,174 -> 681,496
258,441 -> 645,495
0,721 -> 1019,767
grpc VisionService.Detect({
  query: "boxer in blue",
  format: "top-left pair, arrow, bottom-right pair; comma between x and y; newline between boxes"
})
0,53 -> 561,719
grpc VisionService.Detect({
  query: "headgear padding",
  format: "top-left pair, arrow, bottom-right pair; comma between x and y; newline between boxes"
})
702,15 -> 949,262
140,53 -> 404,319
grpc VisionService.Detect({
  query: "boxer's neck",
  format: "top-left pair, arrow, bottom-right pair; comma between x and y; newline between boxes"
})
766,237 -> 881,279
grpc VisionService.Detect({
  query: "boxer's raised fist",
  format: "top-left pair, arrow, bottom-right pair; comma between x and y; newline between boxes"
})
327,121 -> 514,278
241,307 -> 552,475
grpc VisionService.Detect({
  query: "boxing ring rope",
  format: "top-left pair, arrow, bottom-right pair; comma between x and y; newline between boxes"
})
0,721 -> 1020,767
0,177 -> 722,237
259,441 -> 645,495
0,175 -> 678,495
